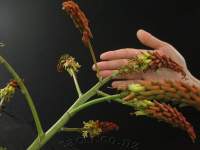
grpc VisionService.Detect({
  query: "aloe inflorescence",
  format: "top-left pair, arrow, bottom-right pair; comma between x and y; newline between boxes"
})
119,51 -> 186,78
128,100 -> 196,142
115,68 -> 200,142
61,120 -> 119,138
0,1 -> 199,149
82,120 -> 119,138
0,80 -> 19,112
62,0 -> 93,47
62,0 -> 101,79
118,80 -> 200,110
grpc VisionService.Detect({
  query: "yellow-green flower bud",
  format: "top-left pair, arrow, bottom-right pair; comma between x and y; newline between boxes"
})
128,84 -> 145,93
0,80 -> 18,111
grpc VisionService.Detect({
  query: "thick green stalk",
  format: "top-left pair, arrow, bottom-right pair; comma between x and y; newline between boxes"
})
0,55 -> 44,137
27,94 -> 122,150
70,69 -> 82,97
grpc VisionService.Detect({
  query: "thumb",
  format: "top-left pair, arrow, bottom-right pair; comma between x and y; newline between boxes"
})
136,29 -> 167,49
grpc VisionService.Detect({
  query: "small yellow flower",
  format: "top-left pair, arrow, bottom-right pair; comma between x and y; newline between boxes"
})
82,120 -> 102,138
81,120 -> 119,138
57,54 -> 81,76
0,80 -> 18,111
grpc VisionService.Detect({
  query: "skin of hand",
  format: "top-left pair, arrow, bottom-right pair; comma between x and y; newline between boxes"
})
92,29 -> 200,88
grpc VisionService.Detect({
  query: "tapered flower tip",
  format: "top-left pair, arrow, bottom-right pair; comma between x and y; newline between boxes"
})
57,54 -> 81,75
130,100 -> 197,142
82,120 -> 119,138
62,0 -> 92,47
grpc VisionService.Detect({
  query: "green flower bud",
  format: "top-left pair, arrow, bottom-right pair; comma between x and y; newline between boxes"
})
128,84 -> 145,93
134,110 -> 147,116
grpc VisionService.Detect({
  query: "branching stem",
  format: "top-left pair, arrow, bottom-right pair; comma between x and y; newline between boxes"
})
70,69 -> 82,97
0,55 -> 44,137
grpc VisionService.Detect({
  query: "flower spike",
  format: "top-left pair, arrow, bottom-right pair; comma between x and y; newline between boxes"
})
62,1 -> 101,80
0,80 -> 19,112
82,120 -> 119,138
116,80 -> 200,110
129,100 -> 196,142
119,51 -> 186,78
62,0 -> 93,47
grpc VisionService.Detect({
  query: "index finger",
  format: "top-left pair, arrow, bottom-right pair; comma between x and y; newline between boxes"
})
100,48 -> 148,60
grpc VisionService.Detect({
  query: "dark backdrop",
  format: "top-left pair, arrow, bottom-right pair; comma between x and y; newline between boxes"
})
0,0 -> 200,150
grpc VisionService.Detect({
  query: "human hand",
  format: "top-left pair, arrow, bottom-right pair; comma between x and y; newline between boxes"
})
92,29 -> 197,88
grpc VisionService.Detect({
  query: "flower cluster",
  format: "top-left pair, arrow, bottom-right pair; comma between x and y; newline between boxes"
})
116,80 -> 200,110
0,80 -> 19,112
128,100 -> 196,142
57,54 -> 81,76
119,51 -> 186,78
82,120 -> 119,138
62,0 -> 93,47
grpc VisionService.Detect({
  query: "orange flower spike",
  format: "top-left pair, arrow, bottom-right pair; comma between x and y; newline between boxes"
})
118,80 -> 200,110
130,100 -> 196,142
62,0 -> 92,47
147,101 -> 196,142
118,51 -> 186,79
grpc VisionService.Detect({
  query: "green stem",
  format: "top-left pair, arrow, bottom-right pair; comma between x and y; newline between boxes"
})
70,69 -> 82,97
67,72 -> 118,111
97,90 -> 110,97
27,94 -> 122,150
0,55 -> 44,137
69,94 -> 123,115
96,90 -> 134,107
88,40 -> 101,80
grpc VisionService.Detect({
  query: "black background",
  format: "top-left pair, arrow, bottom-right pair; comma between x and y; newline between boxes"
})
0,0 -> 200,150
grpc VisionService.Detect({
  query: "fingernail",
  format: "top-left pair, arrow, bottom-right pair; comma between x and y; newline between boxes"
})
92,64 -> 96,70
100,53 -> 106,60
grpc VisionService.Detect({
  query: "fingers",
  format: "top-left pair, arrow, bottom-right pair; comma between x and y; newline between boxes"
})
100,48 -> 141,60
93,59 -> 128,71
137,29 -> 168,49
112,80 -> 142,89
99,70 -> 117,78
98,70 -> 143,79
